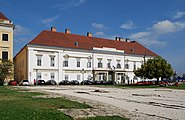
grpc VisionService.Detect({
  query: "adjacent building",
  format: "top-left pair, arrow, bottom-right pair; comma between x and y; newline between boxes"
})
0,12 -> 14,61
14,27 -> 158,84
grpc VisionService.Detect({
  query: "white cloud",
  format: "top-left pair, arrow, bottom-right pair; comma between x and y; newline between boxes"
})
75,0 -> 86,6
92,23 -> 108,29
41,15 -> 60,25
95,32 -> 104,36
172,11 -> 185,19
120,21 -> 135,29
14,25 -> 30,36
129,32 -> 151,39
129,20 -> 185,47
152,20 -> 185,34
129,32 -> 165,47
53,0 -> 86,10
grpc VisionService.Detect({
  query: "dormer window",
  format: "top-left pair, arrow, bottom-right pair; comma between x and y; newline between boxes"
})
75,42 -> 78,47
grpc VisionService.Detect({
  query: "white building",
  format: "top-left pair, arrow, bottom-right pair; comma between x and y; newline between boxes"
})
14,27 -> 157,84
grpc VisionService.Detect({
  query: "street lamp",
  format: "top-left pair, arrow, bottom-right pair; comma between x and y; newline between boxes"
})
82,68 -> 85,81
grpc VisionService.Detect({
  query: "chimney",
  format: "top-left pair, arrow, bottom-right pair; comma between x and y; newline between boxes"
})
119,37 -> 123,41
65,28 -> 71,34
87,32 -> 92,37
115,37 -> 120,41
126,38 -> 131,42
51,27 -> 56,32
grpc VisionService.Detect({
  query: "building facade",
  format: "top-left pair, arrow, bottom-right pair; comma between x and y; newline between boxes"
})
14,28 -> 157,84
0,12 -> 14,61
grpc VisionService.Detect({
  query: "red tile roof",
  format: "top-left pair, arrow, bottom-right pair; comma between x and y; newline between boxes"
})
0,12 -> 9,21
29,30 -> 158,56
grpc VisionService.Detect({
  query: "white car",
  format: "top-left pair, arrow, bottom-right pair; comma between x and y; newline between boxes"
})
20,80 -> 30,86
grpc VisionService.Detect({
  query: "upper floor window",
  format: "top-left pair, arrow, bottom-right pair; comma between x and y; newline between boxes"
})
2,51 -> 8,60
87,59 -> 91,68
116,60 -> 121,69
98,59 -> 103,68
2,34 -> 8,41
133,62 -> 136,70
63,58 -> 68,67
125,63 -> 129,69
77,58 -> 80,67
37,55 -> 42,66
107,59 -> 111,68
50,56 -> 55,67
51,73 -> 55,80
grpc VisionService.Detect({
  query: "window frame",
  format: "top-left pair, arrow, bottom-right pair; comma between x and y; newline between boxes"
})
2,51 -> 8,60
50,56 -> 55,67
2,34 -> 8,41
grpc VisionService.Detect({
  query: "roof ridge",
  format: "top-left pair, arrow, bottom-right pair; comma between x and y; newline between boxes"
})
0,12 -> 10,21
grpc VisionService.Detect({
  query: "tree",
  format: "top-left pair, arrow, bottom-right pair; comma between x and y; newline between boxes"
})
134,56 -> 174,83
0,59 -> 14,83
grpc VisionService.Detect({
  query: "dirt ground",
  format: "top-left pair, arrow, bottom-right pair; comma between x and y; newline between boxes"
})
18,85 -> 185,120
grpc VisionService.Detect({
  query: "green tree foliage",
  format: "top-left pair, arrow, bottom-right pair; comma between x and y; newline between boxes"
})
0,59 -> 13,82
134,56 -> 174,82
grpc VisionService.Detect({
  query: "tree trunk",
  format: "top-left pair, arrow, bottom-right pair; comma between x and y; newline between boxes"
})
156,77 -> 159,85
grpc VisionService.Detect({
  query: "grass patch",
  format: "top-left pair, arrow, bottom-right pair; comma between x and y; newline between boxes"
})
79,116 -> 129,120
166,83 -> 185,90
0,86 -> 91,120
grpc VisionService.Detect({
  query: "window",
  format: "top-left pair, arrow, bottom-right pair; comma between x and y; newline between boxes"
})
77,58 -> 80,67
2,51 -> 8,60
77,75 -> 81,80
65,75 -> 68,80
87,59 -> 91,68
36,72 -> 41,80
133,62 -> 136,70
107,59 -> 111,68
51,73 -> 55,80
98,59 -> 103,68
87,75 -> 92,80
2,34 -> 8,41
50,56 -> 55,67
116,60 -> 121,69
63,58 -> 68,67
125,63 -> 129,69
37,55 -> 42,66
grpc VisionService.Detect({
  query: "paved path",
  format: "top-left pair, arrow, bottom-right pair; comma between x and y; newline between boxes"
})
20,85 -> 185,120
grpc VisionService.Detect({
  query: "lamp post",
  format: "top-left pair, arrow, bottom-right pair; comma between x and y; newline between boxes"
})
82,68 -> 85,82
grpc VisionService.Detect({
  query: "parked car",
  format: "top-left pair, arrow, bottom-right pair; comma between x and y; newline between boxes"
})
69,80 -> 79,85
106,80 -> 116,85
59,80 -> 70,85
45,80 -> 57,85
8,80 -> 18,86
92,80 -> 107,85
37,80 -> 46,85
20,80 -> 30,86
81,80 -> 93,85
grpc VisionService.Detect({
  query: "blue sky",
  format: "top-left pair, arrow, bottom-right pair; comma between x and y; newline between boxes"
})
0,0 -> 185,75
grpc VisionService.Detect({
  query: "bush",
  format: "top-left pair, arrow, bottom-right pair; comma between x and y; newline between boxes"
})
0,81 -> 4,86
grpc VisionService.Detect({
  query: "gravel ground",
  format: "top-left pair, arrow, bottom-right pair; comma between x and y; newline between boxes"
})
18,85 -> 185,120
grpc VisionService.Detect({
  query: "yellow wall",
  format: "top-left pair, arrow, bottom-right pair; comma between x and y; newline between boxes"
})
14,47 -> 28,82
0,29 -> 13,61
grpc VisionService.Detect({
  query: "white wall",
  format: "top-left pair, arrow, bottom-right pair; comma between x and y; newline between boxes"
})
26,45 -> 154,84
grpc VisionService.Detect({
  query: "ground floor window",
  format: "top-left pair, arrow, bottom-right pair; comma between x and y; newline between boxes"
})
51,73 -> 55,80
77,75 -> 80,80
65,75 -> 68,80
36,72 -> 41,80
98,73 -> 106,81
